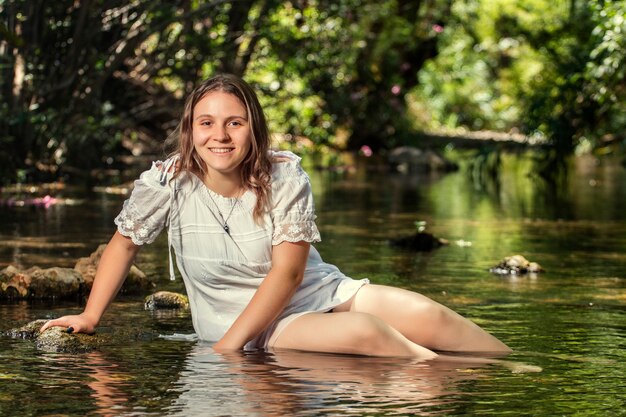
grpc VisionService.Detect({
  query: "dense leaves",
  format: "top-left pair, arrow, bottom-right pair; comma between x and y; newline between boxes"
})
0,0 -> 624,184
413,0 -> 626,158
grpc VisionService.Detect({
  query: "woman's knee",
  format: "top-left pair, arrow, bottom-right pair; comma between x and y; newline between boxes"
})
347,313 -> 437,358
412,299 -> 448,323
406,299 -> 451,339
344,313 -> 404,355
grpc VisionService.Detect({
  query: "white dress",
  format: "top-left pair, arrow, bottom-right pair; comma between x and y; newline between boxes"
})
115,150 -> 368,349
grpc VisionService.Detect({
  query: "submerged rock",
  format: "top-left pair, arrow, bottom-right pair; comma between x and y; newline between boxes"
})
145,291 -> 189,310
75,244 -> 153,294
5,319 -> 48,339
1,266 -> 85,299
4,319 -> 102,353
389,232 -> 449,251
388,146 -> 458,173
489,255 -> 543,275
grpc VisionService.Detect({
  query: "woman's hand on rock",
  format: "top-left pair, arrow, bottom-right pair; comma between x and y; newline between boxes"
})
39,313 -> 97,334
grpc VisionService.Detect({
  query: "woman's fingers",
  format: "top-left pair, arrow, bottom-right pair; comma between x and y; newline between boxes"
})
40,318 -> 67,333
39,315 -> 87,334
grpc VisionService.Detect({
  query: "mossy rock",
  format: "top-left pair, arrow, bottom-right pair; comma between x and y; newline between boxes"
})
389,232 -> 449,251
75,244 -> 154,294
388,146 -> 459,173
145,291 -> 189,310
1,266 -> 84,299
5,319 -> 49,339
4,319 -> 104,353
489,255 -> 544,275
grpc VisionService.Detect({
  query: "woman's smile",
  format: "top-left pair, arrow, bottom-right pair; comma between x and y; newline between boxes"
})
209,147 -> 235,154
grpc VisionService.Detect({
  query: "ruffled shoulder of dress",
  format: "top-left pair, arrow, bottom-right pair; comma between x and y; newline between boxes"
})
114,156 -> 182,246
140,155 -> 186,189
270,150 -> 307,182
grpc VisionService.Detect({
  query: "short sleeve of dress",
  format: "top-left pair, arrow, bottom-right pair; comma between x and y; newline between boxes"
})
114,158 -> 177,245
270,151 -> 321,246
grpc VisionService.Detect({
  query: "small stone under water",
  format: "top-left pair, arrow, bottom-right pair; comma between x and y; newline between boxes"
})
389,232 -> 449,251
489,255 -> 543,275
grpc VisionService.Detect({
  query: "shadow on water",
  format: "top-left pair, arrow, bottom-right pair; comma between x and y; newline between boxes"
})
1,152 -> 625,416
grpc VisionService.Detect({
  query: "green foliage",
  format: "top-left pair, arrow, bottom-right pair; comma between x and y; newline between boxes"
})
0,0 -> 454,184
1,0 -> 624,184
582,0 -> 626,146
248,0 -> 453,150
0,0 -> 168,183
0,0 -> 252,184
411,0 -> 626,157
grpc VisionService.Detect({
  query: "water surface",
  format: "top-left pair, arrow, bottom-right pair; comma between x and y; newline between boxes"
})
1,153 -> 624,416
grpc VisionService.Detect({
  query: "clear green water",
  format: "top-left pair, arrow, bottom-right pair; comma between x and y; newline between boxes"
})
1,153 -> 624,416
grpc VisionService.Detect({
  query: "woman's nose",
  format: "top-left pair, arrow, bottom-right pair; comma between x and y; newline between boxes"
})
213,125 -> 229,141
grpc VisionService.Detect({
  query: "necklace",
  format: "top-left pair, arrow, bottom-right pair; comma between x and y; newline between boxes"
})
205,189 -> 242,235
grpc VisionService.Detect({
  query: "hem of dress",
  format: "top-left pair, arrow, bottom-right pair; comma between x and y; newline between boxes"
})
265,278 -> 370,350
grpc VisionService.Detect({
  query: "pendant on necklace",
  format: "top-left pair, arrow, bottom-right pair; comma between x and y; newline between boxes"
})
223,224 -> 230,235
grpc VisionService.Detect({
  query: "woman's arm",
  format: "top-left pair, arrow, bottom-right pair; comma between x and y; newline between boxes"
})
213,240 -> 310,351
40,231 -> 141,333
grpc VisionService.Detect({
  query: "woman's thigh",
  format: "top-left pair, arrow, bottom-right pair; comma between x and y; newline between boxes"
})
334,284 -> 444,342
270,311 -> 437,358
335,284 -> 511,353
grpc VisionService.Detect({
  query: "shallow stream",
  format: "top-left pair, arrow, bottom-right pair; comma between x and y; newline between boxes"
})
1,153 -> 624,416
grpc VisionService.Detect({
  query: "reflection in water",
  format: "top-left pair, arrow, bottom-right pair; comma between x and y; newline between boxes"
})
7,350 -> 136,416
84,353 -> 131,417
166,345 -> 513,416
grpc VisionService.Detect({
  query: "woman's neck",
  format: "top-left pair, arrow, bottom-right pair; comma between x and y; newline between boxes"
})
202,172 -> 244,198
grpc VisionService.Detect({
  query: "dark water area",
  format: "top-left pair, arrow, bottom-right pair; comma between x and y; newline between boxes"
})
1,153 -> 625,416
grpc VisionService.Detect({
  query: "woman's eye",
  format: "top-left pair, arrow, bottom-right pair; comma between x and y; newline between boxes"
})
229,121 -> 242,127
200,120 -> 212,126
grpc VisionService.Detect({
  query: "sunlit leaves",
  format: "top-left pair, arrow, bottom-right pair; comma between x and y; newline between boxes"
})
410,0 -> 625,154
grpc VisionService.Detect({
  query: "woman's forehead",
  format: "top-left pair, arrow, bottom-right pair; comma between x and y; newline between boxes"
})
194,91 -> 248,116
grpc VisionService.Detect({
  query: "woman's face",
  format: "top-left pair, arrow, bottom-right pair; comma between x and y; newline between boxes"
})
192,91 -> 252,181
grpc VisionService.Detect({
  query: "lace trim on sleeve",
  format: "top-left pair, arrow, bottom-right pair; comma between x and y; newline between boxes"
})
114,199 -> 164,245
272,221 -> 321,246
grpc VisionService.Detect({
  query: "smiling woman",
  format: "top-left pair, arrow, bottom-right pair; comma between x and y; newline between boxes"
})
174,74 -> 273,223
192,92 -> 252,196
40,73 -> 510,358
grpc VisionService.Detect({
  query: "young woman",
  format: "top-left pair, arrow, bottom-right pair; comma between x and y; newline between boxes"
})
41,74 -> 510,358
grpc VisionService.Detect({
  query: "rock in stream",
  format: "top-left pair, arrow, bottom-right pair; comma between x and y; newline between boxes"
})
145,291 -> 189,310
0,244 -> 154,299
4,319 -> 103,353
75,244 -> 153,293
389,232 -> 449,251
489,255 -> 544,275
0,266 -> 85,299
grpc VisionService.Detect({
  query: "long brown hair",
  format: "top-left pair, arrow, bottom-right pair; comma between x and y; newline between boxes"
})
168,73 -> 272,222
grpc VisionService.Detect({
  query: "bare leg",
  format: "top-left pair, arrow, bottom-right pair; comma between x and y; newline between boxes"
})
334,284 -> 511,353
271,311 -> 438,359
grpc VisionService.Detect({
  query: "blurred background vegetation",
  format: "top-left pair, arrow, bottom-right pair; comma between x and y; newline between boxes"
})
0,0 -> 624,185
